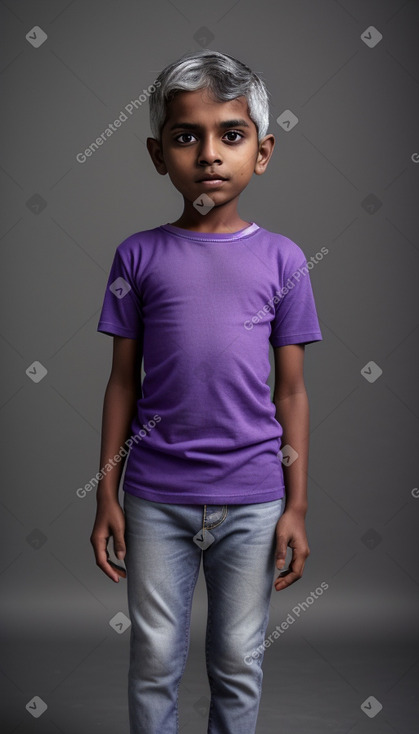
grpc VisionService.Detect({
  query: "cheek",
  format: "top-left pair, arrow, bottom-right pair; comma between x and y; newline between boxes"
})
236,165 -> 253,180
168,149 -> 193,171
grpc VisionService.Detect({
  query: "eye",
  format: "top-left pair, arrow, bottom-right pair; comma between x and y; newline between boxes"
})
223,131 -> 243,142
174,133 -> 197,144
174,130 -> 244,144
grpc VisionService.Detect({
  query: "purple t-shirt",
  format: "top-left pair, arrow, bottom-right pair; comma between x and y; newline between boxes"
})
97,221 -> 322,504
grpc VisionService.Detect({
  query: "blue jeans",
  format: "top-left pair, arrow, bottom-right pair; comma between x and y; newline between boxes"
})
123,491 -> 286,734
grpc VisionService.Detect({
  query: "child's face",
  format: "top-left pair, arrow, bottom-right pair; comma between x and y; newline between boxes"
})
147,88 -> 274,207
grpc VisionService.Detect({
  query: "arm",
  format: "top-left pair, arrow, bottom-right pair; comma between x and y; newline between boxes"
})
90,336 -> 140,582
272,343 -> 311,591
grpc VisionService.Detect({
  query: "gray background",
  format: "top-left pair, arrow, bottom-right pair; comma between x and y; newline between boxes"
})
1,0 -> 418,732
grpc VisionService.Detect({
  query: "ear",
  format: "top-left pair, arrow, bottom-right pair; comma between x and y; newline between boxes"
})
254,134 -> 275,175
146,137 -> 168,176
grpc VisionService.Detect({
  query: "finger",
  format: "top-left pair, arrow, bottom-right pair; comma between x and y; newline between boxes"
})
275,535 -> 289,569
274,571 -> 298,590
108,559 -> 127,579
102,556 -> 122,583
274,556 -> 307,590
288,546 -> 307,579
114,535 -> 126,562
93,533 -> 121,583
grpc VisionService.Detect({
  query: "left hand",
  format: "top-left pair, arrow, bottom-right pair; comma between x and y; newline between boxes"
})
274,509 -> 310,591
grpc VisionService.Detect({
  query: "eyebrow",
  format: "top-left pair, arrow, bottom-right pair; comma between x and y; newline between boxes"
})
169,119 -> 251,131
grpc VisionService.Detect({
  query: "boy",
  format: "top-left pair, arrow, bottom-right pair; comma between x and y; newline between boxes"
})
90,49 -> 322,734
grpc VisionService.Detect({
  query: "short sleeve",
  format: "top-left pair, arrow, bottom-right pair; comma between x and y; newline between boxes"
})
97,245 -> 143,339
269,259 -> 323,347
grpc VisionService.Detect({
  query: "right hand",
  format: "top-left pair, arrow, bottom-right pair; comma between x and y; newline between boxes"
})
90,497 -> 127,582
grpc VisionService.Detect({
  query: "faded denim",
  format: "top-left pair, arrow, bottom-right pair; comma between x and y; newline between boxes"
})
123,491 -> 285,733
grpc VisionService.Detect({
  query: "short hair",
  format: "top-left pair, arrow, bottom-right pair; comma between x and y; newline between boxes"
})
149,49 -> 270,144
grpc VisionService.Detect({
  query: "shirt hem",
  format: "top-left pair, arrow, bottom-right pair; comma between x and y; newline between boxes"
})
123,482 -> 285,504
271,331 -> 323,347
97,321 -> 139,338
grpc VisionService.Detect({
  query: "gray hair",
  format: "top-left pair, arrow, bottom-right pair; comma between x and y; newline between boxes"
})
149,49 -> 270,144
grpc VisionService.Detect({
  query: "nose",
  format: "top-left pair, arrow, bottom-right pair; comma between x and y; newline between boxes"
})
197,135 -> 222,165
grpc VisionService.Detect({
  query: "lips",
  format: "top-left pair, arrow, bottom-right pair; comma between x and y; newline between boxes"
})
197,175 -> 227,182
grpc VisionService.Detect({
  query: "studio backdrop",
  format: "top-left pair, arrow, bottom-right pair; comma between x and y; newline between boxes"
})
1,1 -> 418,733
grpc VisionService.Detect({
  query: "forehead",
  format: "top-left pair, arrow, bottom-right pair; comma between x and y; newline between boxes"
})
163,88 -> 254,128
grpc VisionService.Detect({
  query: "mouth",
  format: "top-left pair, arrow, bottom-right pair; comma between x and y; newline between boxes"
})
196,177 -> 228,188
196,175 -> 228,183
